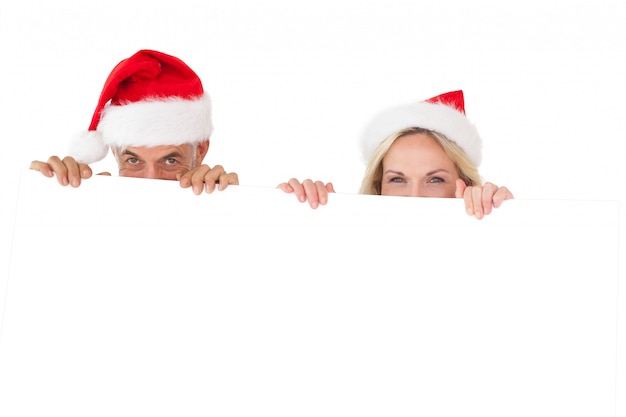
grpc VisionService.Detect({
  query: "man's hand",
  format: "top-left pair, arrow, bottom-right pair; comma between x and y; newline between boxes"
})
277,178 -> 335,209
455,179 -> 514,220
30,156 -> 93,187
177,164 -> 239,195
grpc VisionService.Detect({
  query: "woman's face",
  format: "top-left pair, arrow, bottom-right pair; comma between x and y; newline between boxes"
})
380,132 -> 459,198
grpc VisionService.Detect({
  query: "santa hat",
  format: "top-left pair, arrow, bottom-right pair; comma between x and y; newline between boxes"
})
360,90 -> 482,167
68,50 -> 213,164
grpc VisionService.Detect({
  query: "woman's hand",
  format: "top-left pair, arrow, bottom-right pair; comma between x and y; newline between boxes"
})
455,179 -> 513,219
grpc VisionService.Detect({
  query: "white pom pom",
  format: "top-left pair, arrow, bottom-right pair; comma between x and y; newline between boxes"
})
67,130 -> 109,164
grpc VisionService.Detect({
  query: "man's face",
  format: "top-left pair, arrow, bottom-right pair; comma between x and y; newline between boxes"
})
112,142 -> 209,180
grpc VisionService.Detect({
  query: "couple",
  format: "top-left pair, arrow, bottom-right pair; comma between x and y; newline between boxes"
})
31,49 -> 512,220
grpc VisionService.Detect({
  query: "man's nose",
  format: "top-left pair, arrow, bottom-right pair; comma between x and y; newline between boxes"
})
143,165 -> 160,179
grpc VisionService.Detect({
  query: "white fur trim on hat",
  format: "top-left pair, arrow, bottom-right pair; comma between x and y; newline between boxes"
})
69,93 -> 213,164
98,93 -> 213,150
360,101 -> 483,167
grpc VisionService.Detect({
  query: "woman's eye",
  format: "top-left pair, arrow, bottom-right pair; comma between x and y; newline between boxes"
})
429,177 -> 444,183
390,177 -> 404,183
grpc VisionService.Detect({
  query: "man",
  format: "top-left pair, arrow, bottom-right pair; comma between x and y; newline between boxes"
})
30,49 -> 237,194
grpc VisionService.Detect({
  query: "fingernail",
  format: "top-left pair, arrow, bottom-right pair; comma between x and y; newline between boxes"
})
193,185 -> 201,195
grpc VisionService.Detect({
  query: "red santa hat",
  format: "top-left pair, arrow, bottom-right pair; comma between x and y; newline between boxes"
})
360,90 -> 482,167
68,49 -> 213,164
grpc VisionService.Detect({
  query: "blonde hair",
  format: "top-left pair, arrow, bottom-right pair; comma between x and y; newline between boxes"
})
359,127 -> 482,195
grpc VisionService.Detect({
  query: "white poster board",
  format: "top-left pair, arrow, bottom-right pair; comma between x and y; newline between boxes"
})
0,171 -> 620,416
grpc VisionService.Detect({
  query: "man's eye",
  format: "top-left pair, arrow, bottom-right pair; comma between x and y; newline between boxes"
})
165,158 -> 178,165
127,158 -> 139,164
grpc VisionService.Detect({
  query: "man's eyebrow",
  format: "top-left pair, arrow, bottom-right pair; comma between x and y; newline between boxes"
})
121,150 -> 184,159
159,152 -> 184,160
121,150 -> 139,158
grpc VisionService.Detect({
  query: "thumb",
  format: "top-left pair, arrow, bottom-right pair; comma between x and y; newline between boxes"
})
455,179 -> 467,198
277,183 -> 293,193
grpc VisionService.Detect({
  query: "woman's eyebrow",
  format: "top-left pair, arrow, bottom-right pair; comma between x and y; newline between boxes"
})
384,169 -> 405,176
425,169 -> 449,176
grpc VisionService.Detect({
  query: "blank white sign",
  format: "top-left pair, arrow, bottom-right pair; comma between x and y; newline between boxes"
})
0,171 -> 619,416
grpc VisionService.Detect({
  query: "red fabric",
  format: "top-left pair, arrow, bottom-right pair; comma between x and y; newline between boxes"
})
88,50 -> 204,131
425,90 -> 465,114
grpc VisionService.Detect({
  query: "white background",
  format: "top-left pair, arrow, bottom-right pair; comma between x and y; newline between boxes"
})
1,0 -> 625,413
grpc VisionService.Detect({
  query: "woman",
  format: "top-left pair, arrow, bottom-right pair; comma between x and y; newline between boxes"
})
279,90 -> 512,219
